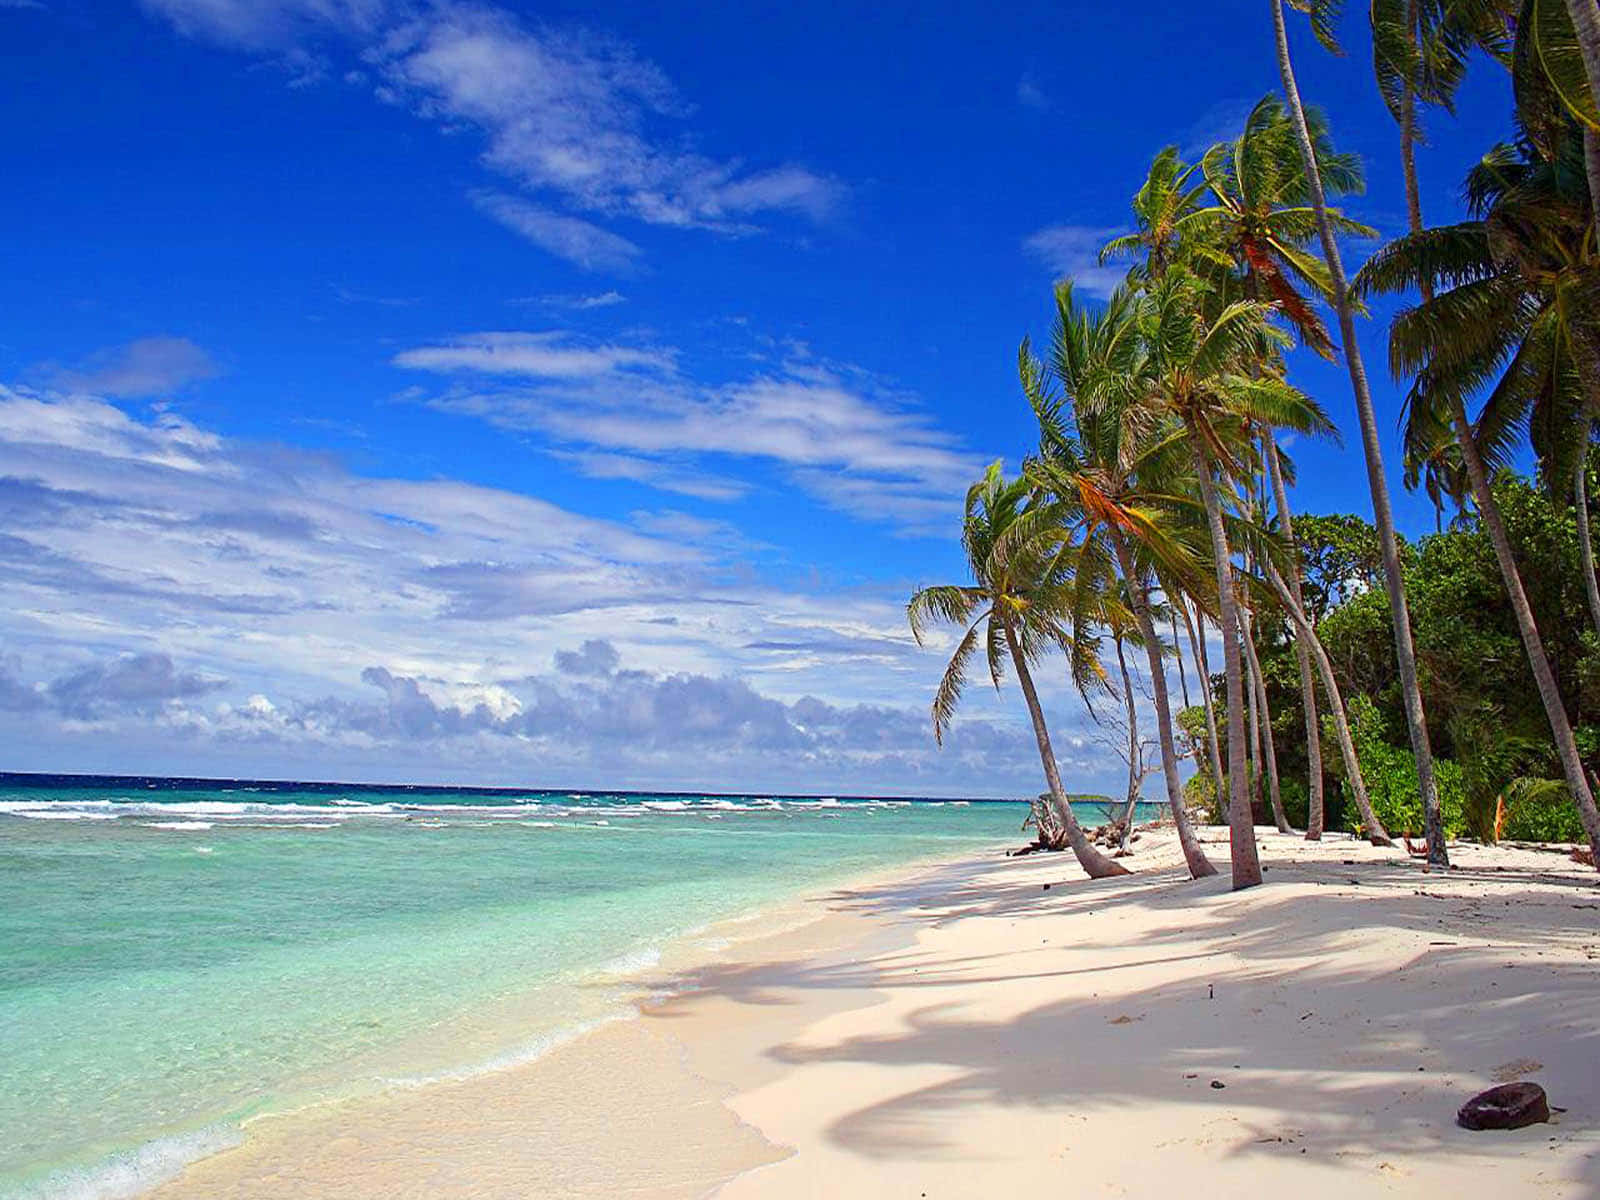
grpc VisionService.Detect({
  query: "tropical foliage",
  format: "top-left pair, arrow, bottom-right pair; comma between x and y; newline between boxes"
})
908,0 -> 1600,887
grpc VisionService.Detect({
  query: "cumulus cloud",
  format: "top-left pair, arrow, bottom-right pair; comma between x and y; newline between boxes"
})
140,0 -> 843,268
47,653 -> 225,719
49,337 -> 219,398
554,638 -> 620,677
1022,224 -> 1128,299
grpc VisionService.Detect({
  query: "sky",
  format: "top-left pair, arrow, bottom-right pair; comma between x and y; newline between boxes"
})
0,0 -> 1516,795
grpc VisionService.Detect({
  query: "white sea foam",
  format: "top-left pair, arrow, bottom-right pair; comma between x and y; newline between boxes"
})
140,821 -> 214,831
597,945 -> 662,976
14,1123 -> 242,1200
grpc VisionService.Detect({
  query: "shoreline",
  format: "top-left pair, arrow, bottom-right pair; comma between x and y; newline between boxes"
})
128,840 -> 1008,1200
111,829 -> 1600,1197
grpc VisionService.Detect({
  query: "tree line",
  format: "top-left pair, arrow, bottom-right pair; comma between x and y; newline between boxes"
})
909,0 -> 1600,888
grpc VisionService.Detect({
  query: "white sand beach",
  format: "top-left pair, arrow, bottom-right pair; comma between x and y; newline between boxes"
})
151,828 -> 1600,1199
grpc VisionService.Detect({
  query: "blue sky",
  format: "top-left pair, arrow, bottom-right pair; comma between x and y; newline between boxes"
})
0,0 -> 1513,794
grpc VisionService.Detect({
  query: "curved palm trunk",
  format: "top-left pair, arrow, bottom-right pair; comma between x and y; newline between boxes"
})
1114,635 -> 1141,850
1241,605 -> 1292,832
1262,562 -> 1392,844
1190,437 -> 1263,888
1449,398 -> 1600,866
1265,430 -> 1326,838
1271,0 -> 1447,866
1111,536 -> 1218,878
1180,596 -> 1228,809
1002,620 -> 1131,878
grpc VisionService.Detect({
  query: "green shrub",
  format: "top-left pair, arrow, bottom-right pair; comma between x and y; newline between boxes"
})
1183,771 -> 1221,825
1499,778 -> 1588,843
1325,695 -> 1468,837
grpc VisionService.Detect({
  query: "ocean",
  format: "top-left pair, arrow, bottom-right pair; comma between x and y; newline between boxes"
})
0,775 -> 1154,1198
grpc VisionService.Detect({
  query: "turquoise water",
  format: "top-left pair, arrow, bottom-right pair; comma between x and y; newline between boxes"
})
0,781 -> 1161,1198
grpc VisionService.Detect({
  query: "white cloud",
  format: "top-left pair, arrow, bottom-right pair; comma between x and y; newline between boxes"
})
471,192 -> 643,273
517,290 -> 627,311
549,450 -> 748,502
1022,224 -> 1128,299
141,0 -> 844,267
392,331 -> 672,379
0,386 -> 1116,793
399,338 -> 984,534
1016,75 -> 1048,110
49,337 -> 219,398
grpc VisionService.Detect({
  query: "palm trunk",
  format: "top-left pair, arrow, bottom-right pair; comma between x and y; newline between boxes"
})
1565,0 -> 1600,240
1190,436 -> 1263,888
1272,0 -> 1447,865
1262,562 -> 1392,844
1264,429 -> 1325,838
1002,619 -> 1132,878
1115,635 -> 1141,850
1449,398 -> 1600,866
1111,535 -> 1218,878
1171,609 -> 1192,709
1574,442 -> 1600,640
1244,596 -> 1265,816
1241,605 -> 1291,832
1180,596 -> 1227,809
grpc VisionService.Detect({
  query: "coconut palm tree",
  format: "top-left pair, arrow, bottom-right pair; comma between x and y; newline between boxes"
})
1269,0 -> 1451,866
1357,125 -> 1600,866
1180,97 -> 1375,839
1018,282 -> 1218,879
908,463 -> 1131,879
1370,0 -> 1512,257
1099,147 -> 1213,283
1091,267 -> 1349,886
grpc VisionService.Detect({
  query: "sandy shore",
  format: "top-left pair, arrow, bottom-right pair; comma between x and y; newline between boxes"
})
151,827 -> 1600,1199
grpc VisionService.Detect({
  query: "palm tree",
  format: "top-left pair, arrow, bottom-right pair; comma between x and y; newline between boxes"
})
1094,268 -> 1342,887
1370,0 -> 1512,262
1188,95 -> 1375,840
1100,147 -> 1213,283
1269,0 -> 1451,866
1019,283 -> 1219,879
909,463 -> 1131,879
1358,127 -> 1600,866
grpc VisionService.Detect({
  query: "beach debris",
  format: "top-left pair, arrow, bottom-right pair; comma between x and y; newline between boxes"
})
1573,847 -> 1596,867
1207,983 -> 1214,999
1210,1080 -> 1226,1089
1457,1082 -> 1550,1130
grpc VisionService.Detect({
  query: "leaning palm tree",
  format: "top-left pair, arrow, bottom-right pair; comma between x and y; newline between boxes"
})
1269,0 -> 1451,866
909,463 -> 1131,879
1357,124 -> 1600,866
1019,282 -> 1218,879
1094,268 -> 1344,887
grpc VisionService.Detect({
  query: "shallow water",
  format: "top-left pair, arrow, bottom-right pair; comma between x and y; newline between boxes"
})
0,778 -> 1152,1198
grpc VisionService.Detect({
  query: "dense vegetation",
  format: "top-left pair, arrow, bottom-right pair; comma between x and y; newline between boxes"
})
910,0 -> 1600,888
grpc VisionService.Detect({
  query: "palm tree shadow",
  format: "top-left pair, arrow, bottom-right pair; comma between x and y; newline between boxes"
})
642,853 -> 1600,1194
